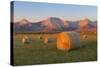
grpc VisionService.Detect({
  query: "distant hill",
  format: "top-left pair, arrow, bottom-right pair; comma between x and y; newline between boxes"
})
13,17 -> 97,33
78,18 -> 97,32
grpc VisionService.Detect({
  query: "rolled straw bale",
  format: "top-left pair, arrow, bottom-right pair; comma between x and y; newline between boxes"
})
44,36 -> 49,44
22,35 -> 29,44
56,31 -> 81,51
82,34 -> 87,39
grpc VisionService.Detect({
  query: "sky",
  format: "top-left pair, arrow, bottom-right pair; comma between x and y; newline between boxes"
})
12,1 -> 97,22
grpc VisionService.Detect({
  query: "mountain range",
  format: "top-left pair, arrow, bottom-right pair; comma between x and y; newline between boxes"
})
13,17 -> 97,33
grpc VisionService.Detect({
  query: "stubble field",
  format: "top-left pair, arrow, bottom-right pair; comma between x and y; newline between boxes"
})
13,32 -> 97,66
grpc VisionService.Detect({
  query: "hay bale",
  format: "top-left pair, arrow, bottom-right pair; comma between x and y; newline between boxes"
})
43,36 -> 49,44
43,36 -> 55,44
39,36 -> 43,39
22,35 -> 29,44
56,31 -> 81,51
82,34 -> 87,39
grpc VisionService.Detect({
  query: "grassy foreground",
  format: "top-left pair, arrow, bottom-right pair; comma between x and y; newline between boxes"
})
13,32 -> 97,66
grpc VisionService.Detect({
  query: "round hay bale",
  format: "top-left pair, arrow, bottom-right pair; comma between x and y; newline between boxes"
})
56,32 -> 81,51
82,34 -> 87,39
22,35 -> 29,44
43,36 -> 55,44
43,36 -> 49,44
39,36 -> 43,39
